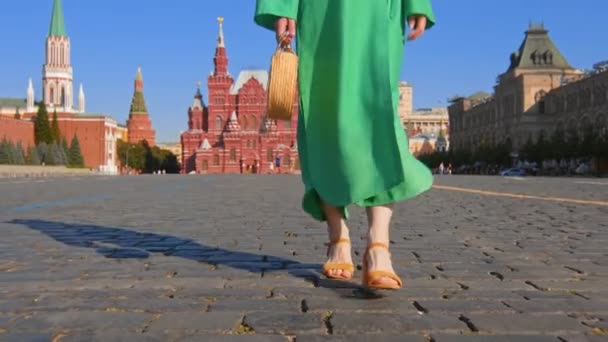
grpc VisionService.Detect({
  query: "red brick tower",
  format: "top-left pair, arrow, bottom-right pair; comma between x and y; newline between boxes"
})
126,67 -> 156,146
208,17 -> 234,135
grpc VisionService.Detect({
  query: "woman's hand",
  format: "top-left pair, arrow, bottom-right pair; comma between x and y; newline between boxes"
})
407,15 -> 427,41
275,17 -> 296,45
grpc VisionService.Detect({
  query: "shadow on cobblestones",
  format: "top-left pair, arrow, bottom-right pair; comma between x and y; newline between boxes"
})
9,219 -> 368,293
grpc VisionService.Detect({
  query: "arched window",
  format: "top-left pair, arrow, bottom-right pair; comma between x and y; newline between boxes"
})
60,87 -> 66,106
49,86 -> 55,104
213,155 -> 220,166
201,160 -> 208,172
60,44 -> 65,65
229,148 -> 237,162
250,116 -> 258,131
215,116 -> 223,130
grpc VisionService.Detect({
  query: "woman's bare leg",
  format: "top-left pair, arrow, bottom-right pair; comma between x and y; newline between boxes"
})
322,201 -> 353,278
365,204 -> 399,286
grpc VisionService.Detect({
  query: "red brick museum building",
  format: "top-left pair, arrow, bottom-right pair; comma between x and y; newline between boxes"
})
180,18 -> 299,174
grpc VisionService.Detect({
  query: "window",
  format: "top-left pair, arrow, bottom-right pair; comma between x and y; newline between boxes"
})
50,86 -> 55,104
229,148 -> 237,162
267,148 -> 273,162
61,88 -> 66,106
250,116 -> 258,131
213,155 -> 220,166
284,120 -> 292,129
241,115 -> 248,130
253,139 -> 257,148
247,140 -> 252,148
202,160 -> 208,171
215,116 -> 223,130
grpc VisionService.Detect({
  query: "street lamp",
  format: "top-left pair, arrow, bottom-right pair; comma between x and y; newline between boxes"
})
125,145 -> 135,175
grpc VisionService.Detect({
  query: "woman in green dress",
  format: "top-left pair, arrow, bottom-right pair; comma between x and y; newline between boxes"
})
254,0 -> 435,290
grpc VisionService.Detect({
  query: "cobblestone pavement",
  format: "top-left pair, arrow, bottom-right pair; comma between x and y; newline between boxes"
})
1,175 -> 607,341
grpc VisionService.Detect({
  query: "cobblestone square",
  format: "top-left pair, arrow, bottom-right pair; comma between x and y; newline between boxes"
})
1,175 -> 607,341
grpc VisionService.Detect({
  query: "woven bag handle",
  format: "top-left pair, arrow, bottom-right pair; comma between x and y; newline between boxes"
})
277,31 -> 295,54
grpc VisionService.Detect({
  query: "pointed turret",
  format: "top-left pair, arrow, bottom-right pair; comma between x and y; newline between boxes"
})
217,16 -> 225,48
127,66 -> 156,145
26,78 -> 35,112
44,0 -> 73,110
213,17 -> 229,76
191,81 -> 204,110
129,67 -> 148,114
49,0 -> 67,37
78,83 -> 85,113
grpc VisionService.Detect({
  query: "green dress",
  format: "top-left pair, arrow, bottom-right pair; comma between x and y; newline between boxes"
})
255,0 -> 436,221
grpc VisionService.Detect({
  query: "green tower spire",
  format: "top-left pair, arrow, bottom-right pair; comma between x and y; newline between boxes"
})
49,0 -> 67,37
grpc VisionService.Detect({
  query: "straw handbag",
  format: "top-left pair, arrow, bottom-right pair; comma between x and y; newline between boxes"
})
267,34 -> 298,121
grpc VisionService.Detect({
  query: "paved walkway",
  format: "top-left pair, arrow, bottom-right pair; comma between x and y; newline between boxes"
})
1,175 -> 607,341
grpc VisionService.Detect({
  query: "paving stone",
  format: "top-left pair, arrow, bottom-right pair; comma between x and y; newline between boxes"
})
146,312 -> 242,334
415,299 -> 513,314
0,332 -> 53,342
463,313 -> 584,334
175,334 -> 288,342
243,311 -> 325,335
208,299 -> 300,313
8,311 -> 152,333
330,313 -> 466,334
431,334 -> 559,342
296,334 -> 428,342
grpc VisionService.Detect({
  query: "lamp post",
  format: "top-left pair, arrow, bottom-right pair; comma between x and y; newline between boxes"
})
125,145 -> 135,175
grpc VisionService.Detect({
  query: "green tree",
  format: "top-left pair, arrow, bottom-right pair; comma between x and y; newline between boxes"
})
51,110 -> 61,143
549,126 -> 566,160
68,134 -> 85,167
26,145 -> 41,165
565,125 -> 580,158
0,138 -> 10,164
34,103 -> 53,145
37,143 -> 50,165
12,141 -> 25,165
521,134 -> 534,161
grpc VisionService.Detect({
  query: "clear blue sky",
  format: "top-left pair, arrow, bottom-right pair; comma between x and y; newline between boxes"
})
1,0 -> 606,142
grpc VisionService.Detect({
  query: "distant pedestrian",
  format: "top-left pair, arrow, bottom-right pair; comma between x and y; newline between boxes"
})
438,162 -> 445,175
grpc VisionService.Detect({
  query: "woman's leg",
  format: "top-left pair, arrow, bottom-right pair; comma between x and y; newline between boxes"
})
365,204 -> 399,286
322,201 -> 353,278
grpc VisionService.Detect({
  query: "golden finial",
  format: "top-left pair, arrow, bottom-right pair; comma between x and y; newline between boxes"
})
196,80 -> 202,88
218,17 -> 224,24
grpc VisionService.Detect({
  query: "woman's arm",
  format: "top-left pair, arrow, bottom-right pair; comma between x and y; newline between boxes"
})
403,0 -> 436,41
254,0 -> 298,43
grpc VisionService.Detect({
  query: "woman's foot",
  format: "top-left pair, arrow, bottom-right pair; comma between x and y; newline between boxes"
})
363,243 -> 401,288
321,201 -> 353,279
323,239 -> 354,279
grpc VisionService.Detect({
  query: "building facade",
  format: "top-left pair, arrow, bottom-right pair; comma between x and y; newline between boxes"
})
181,18 -> 299,174
447,23 -> 605,154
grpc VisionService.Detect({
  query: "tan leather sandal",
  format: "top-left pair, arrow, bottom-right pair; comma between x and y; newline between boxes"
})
362,242 -> 402,290
322,238 -> 354,280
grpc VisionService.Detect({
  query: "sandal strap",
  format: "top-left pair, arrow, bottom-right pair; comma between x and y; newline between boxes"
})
324,238 -> 350,247
367,242 -> 389,250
